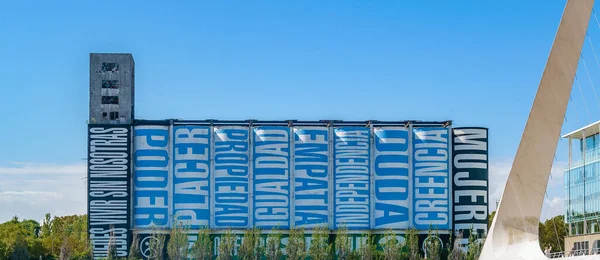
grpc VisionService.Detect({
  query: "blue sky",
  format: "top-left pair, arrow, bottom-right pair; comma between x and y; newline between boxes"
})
0,0 -> 595,222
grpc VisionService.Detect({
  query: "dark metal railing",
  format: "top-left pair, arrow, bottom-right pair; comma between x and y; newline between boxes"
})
550,247 -> 600,258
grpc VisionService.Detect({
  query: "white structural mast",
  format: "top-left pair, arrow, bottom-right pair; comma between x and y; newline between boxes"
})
480,0 -> 595,259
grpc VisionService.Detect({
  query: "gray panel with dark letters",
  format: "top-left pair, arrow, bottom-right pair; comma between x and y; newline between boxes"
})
87,124 -> 132,259
452,127 -> 489,248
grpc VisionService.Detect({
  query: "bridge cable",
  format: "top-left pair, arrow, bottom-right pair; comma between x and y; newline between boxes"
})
583,19 -> 600,251
592,8 -> 600,30
569,95 -> 582,128
583,33 -> 600,111
554,89 -> 584,255
551,153 -> 564,253
574,73 -> 594,122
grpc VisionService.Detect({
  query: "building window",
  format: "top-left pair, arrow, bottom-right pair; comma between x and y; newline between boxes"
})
586,135 -> 596,150
101,62 -> 119,72
583,241 -> 589,255
101,96 -> 119,104
102,112 -> 107,118
109,112 -> 119,120
573,241 -> 590,255
102,80 -> 119,89
571,222 -> 585,235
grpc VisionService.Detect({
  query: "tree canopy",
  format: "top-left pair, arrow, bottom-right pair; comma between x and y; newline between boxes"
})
0,214 -> 90,260
0,212 -> 568,259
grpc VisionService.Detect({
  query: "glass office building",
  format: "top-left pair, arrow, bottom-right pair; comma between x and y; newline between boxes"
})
564,121 -> 600,254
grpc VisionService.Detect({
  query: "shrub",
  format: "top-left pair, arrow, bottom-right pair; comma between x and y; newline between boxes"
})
167,221 -> 189,260
335,224 -> 351,260
191,227 -> 213,260
239,227 -> 263,260
265,228 -> 282,260
217,229 -> 236,260
285,226 -> 306,260
382,228 -> 403,260
309,224 -> 332,260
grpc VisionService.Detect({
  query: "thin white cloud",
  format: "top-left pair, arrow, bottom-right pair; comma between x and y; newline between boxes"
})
1,158 -> 566,223
548,162 -> 567,188
0,162 -> 87,222
0,162 -> 86,175
488,159 -> 512,211
547,196 -> 562,206
489,158 -> 566,221
0,191 -> 63,197
541,196 -> 564,221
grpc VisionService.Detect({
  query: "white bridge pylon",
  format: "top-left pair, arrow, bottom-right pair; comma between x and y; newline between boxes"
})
479,0 -> 595,259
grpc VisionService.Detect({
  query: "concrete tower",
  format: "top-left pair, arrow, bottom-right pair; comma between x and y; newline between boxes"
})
89,53 -> 135,124
87,53 -> 135,258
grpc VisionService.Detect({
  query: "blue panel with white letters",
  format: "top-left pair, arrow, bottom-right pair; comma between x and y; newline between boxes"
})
133,125 -> 171,229
333,127 -> 370,230
253,126 -> 291,229
293,127 -> 329,228
374,127 -> 410,229
129,121 -> 463,233
172,126 -> 211,229
213,126 -> 251,229
412,127 -> 450,230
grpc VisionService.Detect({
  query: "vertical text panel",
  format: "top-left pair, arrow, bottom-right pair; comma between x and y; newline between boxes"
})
452,127 -> 488,247
213,126 -> 251,228
88,125 -> 131,258
374,127 -> 410,229
173,125 -> 210,229
253,126 -> 291,229
133,125 -> 171,229
412,127 -> 450,230
293,127 -> 329,228
334,127 -> 370,229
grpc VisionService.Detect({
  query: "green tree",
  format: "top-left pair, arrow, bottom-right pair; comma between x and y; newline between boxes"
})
488,211 -> 496,230
19,219 -> 41,237
0,215 -> 45,259
424,227 -> 441,260
465,229 -> 483,260
0,239 -> 8,260
74,240 -> 93,260
252,228 -> 265,260
10,237 -> 29,260
191,227 -> 213,260
358,233 -> 379,260
167,221 -> 190,260
335,225 -> 351,260
41,213 -> 52,238
149,226 -> 167,260
309,224 -> 332,260
0,214 -> 92,259
129,233 -> 143,260
448,231 -> 466,260
265,228 -> 282,260
286,226 -> 306,260
217,229 -> 236,260
539,215 -> 566,253
348,250 -> 362,260
60,236 -> 73,260
382,228 -> 402,260
28,237 -> 45,259
107,228 -> 119,260
405,227 -> 420,260
40,214 -> 89,259
239,227 -> 263,260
